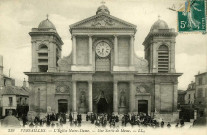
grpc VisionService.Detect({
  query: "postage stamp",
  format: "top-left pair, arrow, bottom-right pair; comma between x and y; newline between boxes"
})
177,0 -> 206,32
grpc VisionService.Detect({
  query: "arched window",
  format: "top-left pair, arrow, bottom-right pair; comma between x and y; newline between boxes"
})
38,44 -> 48,72
39,44 -> 48,50
158,45 -> 169,73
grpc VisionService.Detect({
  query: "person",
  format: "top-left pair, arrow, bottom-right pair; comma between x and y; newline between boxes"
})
161,120 -> 164,128
22,114 -> 27,127
167,122 -> 171,128
175,122 -> 179,128
91,113 -> 95,124
69,113 -> 73,125
29,122 -> 35,128
74,119 -> 77,127
77,113 -> 82,127
86,114 -> 89,121
180,119 -> 184,127
51,122 -> 55,128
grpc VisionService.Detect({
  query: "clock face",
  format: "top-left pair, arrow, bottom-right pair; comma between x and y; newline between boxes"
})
96,42 -> 111,57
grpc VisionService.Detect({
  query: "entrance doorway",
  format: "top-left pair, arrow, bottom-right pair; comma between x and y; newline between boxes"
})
138,100 -> 148,114
97,98 -> 108,113
58,99 -> 68,113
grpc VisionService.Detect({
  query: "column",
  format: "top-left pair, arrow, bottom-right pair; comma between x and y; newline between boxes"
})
114,35 -> 118,65
130,35 -> 134,66
88,35 -> 92,65
72,35 -> 76,65
72,81 -> 77,113
173,83 -> 178,112
88,81 -> 93,113
113,81 -> 118,114
171,42 -> 175,73
155,83 -> 160,113
129,81 -> 135,113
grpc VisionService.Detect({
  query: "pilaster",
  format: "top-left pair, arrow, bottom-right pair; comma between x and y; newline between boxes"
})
88,80 -> 93,113
113,81 -> 118,114
72,35 -> 76,65
88,35 -> 92,65
72,81 -> 77,113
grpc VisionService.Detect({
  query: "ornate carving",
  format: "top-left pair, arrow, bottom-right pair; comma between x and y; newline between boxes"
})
91,16 -> 115,27
56,82 -> 71,94
135,84 -> 150,94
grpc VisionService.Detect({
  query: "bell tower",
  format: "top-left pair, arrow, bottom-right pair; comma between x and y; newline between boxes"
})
143,18 -> 177,73
29,16 -> 63,72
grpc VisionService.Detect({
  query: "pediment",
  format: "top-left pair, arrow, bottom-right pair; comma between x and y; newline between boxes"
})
70,13 -> 136,29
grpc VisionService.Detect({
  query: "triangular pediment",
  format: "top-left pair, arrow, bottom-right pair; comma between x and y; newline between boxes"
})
70,13 -> 136,29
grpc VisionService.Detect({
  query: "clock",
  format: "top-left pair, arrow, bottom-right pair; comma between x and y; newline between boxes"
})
96,42 -> 111,57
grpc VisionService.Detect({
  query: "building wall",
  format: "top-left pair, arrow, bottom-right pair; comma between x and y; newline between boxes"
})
195,73 -> 207,117
2,95 -> 16,116
76,37 -> 89,65
185,90 -> 195,104
118,37 -> 129,66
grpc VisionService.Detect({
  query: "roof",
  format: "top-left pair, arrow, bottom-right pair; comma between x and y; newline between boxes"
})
186,82 -> 196,91
38,19 -> 56,30
195,72 -> 207,77
150,19 -> 169,31
1,85 -> 29,96
96,5 -> 110,15
178,90 -> 186,94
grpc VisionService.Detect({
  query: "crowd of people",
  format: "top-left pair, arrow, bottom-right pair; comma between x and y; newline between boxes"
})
18,112 -> 188,128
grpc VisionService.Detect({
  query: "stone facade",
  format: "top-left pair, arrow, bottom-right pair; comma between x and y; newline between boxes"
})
25,5 -> 182,122
195,72 -> 207,117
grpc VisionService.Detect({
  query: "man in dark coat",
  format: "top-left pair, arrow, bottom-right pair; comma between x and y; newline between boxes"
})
69,113 -> 73,124
77,113 -> 82,126
161,120 -> 164,128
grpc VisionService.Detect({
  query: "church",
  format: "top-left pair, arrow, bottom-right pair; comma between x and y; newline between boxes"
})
25,4 -> 182,121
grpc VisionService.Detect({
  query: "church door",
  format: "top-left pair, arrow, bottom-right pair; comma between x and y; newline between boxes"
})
58,99 -> 68,113
138,100 -> 148,114
97,98 -> 108,113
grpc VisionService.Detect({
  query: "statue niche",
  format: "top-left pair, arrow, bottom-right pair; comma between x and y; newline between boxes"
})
80,91 -> 86,107
118,89 -> 127,114
79,89 -> 87,113
119,90 -> 126,107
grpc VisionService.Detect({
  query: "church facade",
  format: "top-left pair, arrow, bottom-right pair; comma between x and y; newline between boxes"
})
25,5 -> 182,121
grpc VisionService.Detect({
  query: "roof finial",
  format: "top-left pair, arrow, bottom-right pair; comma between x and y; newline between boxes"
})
46,14 -> 49,20
101,0 -> 105,5
158,15 -> 161,20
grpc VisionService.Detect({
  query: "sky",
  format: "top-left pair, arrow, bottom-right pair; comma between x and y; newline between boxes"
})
0,0 -> 206,90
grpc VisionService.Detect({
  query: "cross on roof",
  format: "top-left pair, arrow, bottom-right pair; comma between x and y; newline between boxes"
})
46,14 -> 49,20
101,0 -> 105,5
158,15 -> 161,20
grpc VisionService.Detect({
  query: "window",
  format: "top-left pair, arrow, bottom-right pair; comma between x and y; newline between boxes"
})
38,44 -> 48,72
158,45 -> 169,73
197,88 -> 203,98
9,97 -> 13,106
38,65 -> 48,72
199,77 -> 203,85
39,44 -> 48,50
188,94 -> 190,99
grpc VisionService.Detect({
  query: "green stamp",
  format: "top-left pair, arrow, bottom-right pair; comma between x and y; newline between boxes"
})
178,0 -> 206,32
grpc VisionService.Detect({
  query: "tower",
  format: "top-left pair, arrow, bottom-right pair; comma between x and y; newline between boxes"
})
29,16 -> 63,72
143,18 -> 177,73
